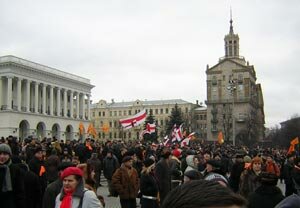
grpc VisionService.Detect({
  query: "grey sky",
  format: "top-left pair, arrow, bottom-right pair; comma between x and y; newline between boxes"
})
0,0 -> 299,128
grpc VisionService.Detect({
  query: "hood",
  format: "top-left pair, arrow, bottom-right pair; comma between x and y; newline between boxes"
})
186,155 -> 195,168
275,194 -> 300,208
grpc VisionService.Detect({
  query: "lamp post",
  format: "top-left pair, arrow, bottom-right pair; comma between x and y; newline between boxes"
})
227,76 -> 237,146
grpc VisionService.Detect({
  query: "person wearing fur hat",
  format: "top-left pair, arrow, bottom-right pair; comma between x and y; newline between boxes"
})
170,148 -> 183,189
248,172 -> 284,208
112,156 -> 139,208
204,159 -> 228,187
55,167 -> 102,208
140,158 -> 159,208
0,143 -> 25,208
239,156 -> 262,199
155,147 -> 172,204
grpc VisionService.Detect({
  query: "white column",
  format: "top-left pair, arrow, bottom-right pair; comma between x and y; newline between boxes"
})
6,76 -> 12,110
63,89 -> 67,117
34,82 -> 39,113
81,93 -> 85,120
17,78 -> 22,111
56,88 -> 61,116
87,94 -> 90,120
0,77 -> 2,108
49,86 -> 54,116
70,91 -> 73,118
76,92 -> 80,119
42,84 -> 46,114
26,80 -> 30,112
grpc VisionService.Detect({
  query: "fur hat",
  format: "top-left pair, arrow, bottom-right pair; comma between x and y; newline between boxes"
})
122,156 -> 132,163
184,170 -> 203,180
143,158 -> 155,168
206,159 -> 221,169
60,167 -> 83,179
259,172 -> 278,186
0,144 -> 12,155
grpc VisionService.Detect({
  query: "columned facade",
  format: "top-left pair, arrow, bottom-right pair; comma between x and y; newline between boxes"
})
0,55 -> 94,140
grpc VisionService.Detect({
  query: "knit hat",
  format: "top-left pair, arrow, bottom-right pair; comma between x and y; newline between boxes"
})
259,172 -> 278,186
244,155 -> 252,163
122,156 -> 132,163
60,167 -> 83,179
0,143 -> 12,155
172,149 -> 182,158
143,158 -> 155,168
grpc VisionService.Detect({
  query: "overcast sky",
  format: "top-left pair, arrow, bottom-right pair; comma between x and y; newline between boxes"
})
0,0 -> 299,128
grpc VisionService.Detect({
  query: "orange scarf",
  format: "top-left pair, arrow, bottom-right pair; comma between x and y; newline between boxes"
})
60,190 -> 74,208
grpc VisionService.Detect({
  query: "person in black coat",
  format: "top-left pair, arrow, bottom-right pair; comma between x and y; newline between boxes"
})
248,172 -> 284,208
140,159 -> 159,208
155,147 -> 172,204
42,162 -> 74,208
0,143 -> 25,208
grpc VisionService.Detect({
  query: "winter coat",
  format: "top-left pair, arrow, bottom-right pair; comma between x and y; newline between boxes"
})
24,170 -> 42,208
55,179 -> 102,208
292,165 -> 300,194
140,172 -> 159,197
265,161 -> 280,177
42,179 -> 62,208
0,162 -> 25,208
170,156 -> 182,182
275,194 -> 300,208
45,154 -> 60,183
248,185 -> 284,208
28,157 -> 48,197
155,158 -> 171,204
239,169 -> 261,198
103,156 -> 119,180
229,161 -> 245,192
111,165 -> 139,199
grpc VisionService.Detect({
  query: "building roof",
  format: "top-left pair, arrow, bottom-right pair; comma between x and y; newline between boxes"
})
91,99 -> 193,109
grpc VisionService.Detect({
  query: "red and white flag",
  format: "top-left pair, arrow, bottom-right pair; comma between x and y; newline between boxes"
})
181,132 -> 195,147
119,109 -> 146,130
171,124 -> 183,142
146,123 -> 156,134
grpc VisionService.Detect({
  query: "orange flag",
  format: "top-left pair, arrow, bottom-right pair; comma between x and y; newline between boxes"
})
79,122 -> 85,135
218,131 -> 224,144
87,123 -> 97,138
287,137 -> 299,155
39,165 -> 46,176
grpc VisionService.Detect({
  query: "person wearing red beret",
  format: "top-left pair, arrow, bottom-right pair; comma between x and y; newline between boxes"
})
55,167 -> 102,208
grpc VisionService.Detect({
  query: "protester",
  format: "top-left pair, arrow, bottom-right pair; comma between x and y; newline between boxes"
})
103,149 -> 119,196
161,180 -> 247,208
282,152 -> 296,196
170,148 -> 183,189
204,159 -> 228,186
275,193 -> 300,208
112,156 -> 139,208
55,166 -> 102,208
0,143 -> 25,208
140,158 -> 159,208
183,169 -> 203,183
248,172 -> 284,208
155,147 -> 172,204
239,156 -> 262,198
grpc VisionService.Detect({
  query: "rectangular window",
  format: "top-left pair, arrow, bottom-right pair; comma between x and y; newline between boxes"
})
160,120 -> 163,125
124,110 -> 127,116
109,132 -> 112,139
119,111 -> 122,116
160,109 -> 163,114
110,111 -> 112,116
128,110 -> 131,115
155,109 -> 158,114
92,112 -> 95,117
114,111 -> 117,116
98,112 -> 101,116
109,122 -> 112,128
166,108 -> 169,114
102,112 -> 105,116
114,121 -> 117,128
185,107 -> 188,113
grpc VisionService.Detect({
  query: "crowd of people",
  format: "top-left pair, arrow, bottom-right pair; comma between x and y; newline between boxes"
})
1,135 -> 300,208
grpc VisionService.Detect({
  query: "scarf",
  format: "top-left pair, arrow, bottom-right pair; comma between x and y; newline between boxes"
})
0,159 -> 13,192
60,189 -> 74,208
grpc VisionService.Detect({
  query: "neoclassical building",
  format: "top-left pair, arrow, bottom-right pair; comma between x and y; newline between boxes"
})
0,55 -> 94,140
205,19 -> 265,144
90,99 -> 197,140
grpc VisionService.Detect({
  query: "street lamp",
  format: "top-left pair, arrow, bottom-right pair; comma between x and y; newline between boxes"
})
227,76 -> 237,146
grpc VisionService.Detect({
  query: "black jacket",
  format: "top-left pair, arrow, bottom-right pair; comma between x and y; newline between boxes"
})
42,179 -> 63,208
140,172 -> 159,197
24,170 -> 42,208
0,162 -> 25,208
248,185 -> 284,208
155,158 -> 171,204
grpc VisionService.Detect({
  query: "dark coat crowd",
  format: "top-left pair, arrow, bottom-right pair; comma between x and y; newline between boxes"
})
1,135 -> 300,208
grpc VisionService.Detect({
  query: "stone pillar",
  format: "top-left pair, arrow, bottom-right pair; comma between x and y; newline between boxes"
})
87,94 -> 90,120
63,89 -> 67,117
70,91 -> 73,118
34,82 -> 39,113
49,86 -> 54,116
81,93 -> 85,120
6,76 -> 13,110
56,88 -> 61,116
76,92 -> 80,119
17,78 -> 22,111
0,76 -> 2,108
26,80 -> 30,112
42,84 -> 46,114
